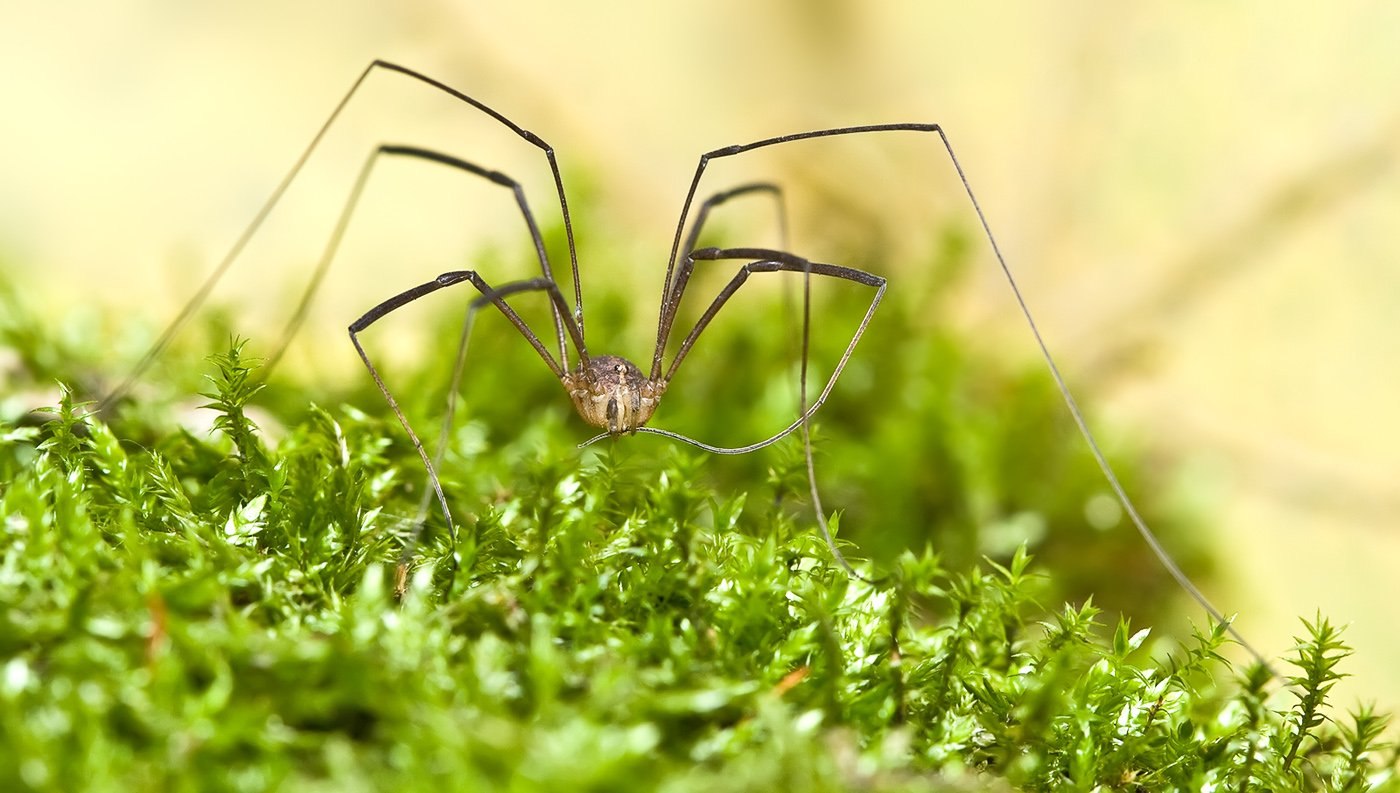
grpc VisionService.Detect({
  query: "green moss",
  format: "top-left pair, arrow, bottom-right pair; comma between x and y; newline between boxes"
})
0,289 -> 1395,789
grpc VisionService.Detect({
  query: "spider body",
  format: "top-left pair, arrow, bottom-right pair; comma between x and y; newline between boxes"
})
563,355 -> 665,435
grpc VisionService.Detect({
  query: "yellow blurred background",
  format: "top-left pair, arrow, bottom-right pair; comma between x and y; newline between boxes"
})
3,3 -> 1398,715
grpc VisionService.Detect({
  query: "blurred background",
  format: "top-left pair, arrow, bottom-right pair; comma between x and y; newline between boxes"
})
2,3 -> 1398,715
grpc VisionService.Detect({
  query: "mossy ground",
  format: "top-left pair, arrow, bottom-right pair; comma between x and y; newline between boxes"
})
0,260 -> 1395,790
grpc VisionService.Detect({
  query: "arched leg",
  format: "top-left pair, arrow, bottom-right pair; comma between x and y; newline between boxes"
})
644,246 -> 885,454
348,271 -> 579,596
101,60 -> 583,411
651,183 -> 789,379
653,124 -> 1267,665
625,246 -> 882,578
267,144 -> 572,374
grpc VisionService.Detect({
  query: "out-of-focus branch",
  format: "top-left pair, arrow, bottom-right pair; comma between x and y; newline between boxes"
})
1081,114 -> 1400,385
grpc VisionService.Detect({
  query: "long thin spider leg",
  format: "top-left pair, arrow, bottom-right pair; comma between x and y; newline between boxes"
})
680,184 -> 791,267
692,188 -> 809,485
796,271 -> 872,582
266,144 -> 569,374
591,247 -> 884,454
100,59 -> 582,411
419,276 -> 581,531
615,245 -> 877,575
651,183 -> 790,379
663,123 -> 1267,667
665,247 -> 882,388
418,299 -> 479,526
349,271 -> 583,593
787,242 -> 870,581
350,274 -> 469,587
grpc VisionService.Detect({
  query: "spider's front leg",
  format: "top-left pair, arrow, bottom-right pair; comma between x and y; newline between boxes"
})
349,272 -> 583,597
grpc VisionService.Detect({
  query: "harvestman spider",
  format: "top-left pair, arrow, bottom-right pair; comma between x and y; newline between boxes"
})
104,61 -> 1266,665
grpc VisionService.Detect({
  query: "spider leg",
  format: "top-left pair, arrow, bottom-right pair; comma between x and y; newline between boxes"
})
658,246 -> 885,449
266,144 -> 571,375
284,144 -> 578,536
651,183 -> 789,379
657,124 -> 1267,666
349,271 -> 582,595
423,276 -> 588,531
667,184 -> 811,425
100,59 -> 582,411
637,245 -> 880,578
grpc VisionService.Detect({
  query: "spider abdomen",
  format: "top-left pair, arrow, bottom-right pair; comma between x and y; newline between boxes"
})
562,355 -> 666,435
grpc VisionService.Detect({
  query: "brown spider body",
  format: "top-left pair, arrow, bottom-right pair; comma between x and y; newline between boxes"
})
562,355 -> 666,435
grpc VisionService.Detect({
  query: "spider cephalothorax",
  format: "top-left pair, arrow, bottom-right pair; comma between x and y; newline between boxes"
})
562,355 -> 666,434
